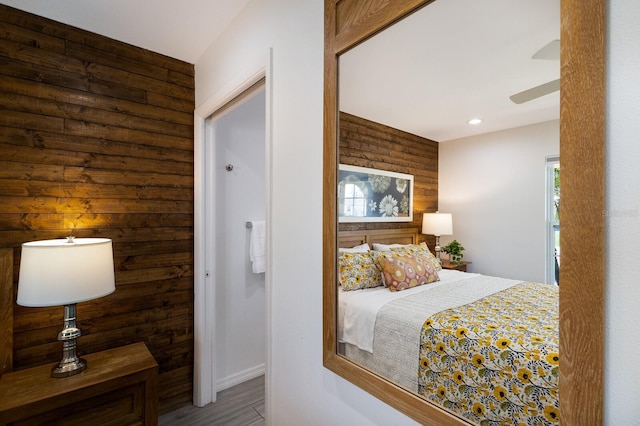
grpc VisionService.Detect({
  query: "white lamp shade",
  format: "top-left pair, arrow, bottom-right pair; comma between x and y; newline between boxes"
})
17,238 -> 115,307
422,212 -> 453,236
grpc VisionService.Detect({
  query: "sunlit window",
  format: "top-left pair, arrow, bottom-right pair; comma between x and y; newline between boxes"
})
343,183 -> 366,217
546,157 -> 560,285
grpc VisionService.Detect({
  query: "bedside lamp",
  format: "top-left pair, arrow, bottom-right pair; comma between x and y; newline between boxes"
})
17,237 -> 115,378
422,212 -> 453,264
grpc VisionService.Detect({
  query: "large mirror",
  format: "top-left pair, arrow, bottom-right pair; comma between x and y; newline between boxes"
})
323,0 -> 605,425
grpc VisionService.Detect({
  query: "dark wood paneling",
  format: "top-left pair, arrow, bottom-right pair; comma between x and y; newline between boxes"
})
0,249 -> 12,374
0,5 -> 194,414
338,112 -> 437,246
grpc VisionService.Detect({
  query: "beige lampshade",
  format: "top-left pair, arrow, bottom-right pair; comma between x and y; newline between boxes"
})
17,238 -> 115,307
422,212 -> 453,236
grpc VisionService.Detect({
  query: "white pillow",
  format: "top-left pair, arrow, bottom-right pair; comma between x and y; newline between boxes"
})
339,243 -> 370,253
372,243 -> 406,252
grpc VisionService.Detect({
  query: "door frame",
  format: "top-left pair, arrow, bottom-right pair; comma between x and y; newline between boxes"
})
193,49 -> 273,407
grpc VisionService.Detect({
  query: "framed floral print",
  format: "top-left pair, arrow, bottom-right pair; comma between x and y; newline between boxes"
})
338,164 -> 413,222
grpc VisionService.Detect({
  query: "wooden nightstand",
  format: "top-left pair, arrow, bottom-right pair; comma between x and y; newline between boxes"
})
0,342 -> 158,425
440,259 -> 472,272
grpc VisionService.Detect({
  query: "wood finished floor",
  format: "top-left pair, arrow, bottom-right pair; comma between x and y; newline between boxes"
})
159,375 -> 265,426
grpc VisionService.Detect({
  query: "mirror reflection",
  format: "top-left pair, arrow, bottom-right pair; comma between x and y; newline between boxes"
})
336,1 -> 560,423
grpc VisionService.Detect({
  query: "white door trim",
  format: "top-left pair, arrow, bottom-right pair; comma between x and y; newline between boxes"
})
193,50 -> 272,409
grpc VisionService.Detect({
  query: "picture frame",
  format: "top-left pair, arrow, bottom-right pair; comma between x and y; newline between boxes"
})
338,164 -> 413,222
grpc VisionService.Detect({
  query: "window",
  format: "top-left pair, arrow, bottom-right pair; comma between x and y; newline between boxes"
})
342,183 -> 367,217
546,157 -> 560,285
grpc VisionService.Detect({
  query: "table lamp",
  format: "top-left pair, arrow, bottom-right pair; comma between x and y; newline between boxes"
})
422,212 -> 453,264
17,237 -> 115,378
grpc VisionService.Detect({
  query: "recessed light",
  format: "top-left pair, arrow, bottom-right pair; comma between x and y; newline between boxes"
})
468,118 -> 482,125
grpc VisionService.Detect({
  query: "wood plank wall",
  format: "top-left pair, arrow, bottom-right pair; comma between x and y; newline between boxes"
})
0,249 -> 13,375
339,112 -> 438,245
0,5 -> 195,413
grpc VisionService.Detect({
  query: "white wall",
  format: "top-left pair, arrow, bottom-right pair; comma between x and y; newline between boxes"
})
213,89 -> 266,389
438,120 -> 559,283
196,0 -> 640,424
606,1 -> 640,423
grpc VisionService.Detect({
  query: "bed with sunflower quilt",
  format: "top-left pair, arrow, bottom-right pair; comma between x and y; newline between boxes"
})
337,239 -> 559,425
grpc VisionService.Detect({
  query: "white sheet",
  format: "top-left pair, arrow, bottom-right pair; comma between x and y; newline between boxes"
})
338,269 -> 478,352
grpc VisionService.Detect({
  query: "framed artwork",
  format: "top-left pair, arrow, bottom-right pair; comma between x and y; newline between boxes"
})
338,164 -> 413,222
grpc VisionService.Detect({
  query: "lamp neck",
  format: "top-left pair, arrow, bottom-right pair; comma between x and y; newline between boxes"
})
434,235 -> 443,263
62,304 -> 78,333
58,303 -> 81,341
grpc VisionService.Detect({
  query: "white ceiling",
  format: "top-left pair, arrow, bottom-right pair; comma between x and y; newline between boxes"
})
340,0 -> 560,142
0,0 -> 251,63
1,0 -> 559,142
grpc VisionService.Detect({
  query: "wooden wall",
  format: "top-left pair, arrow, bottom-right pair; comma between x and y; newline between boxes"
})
339,112 -> 438,244
0,5 -> 195,413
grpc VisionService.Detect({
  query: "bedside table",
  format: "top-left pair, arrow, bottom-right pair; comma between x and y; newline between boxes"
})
0,342 -> 158,425
440,259 -> 471,272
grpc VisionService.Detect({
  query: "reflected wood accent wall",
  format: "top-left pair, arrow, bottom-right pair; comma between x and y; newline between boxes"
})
0,5 -> 194,413
338,112 -> 437,246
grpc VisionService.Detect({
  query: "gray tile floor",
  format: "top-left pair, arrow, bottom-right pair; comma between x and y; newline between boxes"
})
159,375 -> 265,426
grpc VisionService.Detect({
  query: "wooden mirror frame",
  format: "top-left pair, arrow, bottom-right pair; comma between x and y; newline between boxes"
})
323,0 -> 605,424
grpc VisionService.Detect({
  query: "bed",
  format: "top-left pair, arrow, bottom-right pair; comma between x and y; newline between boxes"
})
337,228 -> 559,425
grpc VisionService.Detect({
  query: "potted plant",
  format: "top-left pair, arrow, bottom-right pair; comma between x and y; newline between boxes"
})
442,240 -> 465,264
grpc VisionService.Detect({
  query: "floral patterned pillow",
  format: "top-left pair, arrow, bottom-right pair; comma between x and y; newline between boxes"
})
377,254 -> 439,292
390,242 -> 442,271
338,252 -> 383,291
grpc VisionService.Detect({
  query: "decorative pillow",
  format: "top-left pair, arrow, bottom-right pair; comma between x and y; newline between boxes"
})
390,242 -> 442,271
377,254 -> 439,292
339,243 -> 370,253
338,252 -> 383,291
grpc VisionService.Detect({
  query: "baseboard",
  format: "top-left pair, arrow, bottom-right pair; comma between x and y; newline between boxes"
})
216,363 -> 265,392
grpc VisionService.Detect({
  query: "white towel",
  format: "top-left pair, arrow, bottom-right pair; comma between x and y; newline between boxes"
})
249,220 -> 266,273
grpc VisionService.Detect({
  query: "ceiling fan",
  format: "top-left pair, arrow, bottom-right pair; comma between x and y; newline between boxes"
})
510,39 -> 560,104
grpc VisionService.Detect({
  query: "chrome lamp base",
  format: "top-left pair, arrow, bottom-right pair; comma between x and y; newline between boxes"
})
52,303 -> 87,378
434,235 -> 443,265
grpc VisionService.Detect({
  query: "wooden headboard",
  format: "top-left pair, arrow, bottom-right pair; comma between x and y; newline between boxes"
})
0,248 -> 13,375
338,228 -> 419,249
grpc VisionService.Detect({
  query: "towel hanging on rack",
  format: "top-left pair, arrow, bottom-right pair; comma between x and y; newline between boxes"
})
249,220 -> 266,273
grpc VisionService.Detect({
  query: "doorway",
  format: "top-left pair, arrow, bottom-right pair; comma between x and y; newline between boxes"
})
208,82 -> 266,392
193,63 -> 271,408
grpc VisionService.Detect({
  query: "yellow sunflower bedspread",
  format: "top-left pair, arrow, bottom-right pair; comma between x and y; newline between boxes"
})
418,282 -> 559,425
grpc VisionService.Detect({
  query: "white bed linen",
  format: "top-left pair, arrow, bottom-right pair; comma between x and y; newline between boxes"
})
338,269 -> 478,352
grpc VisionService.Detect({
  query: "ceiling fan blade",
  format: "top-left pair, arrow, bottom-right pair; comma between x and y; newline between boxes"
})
510,79 -> 560,104
532,39 -> 560,60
